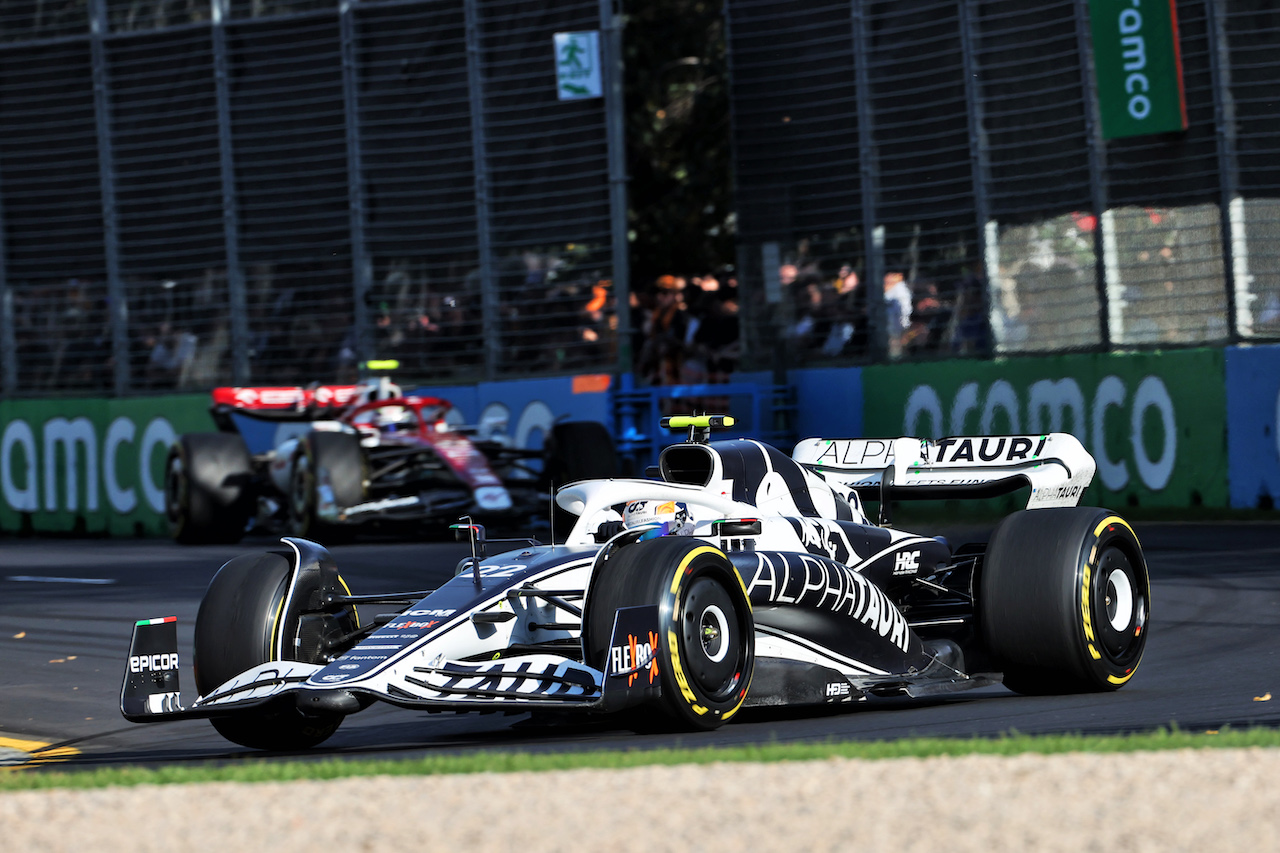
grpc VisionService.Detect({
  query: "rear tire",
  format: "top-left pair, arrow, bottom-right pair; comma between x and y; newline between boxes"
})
980,508 -> 1149,694
584,536 -> 753,731
166,433 -> 253,544
194,550 -> 356,750
288,431 -> 366,541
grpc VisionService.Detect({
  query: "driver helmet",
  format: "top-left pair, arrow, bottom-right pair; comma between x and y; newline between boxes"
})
374,405 -> 413,432
622,500 -> 693,539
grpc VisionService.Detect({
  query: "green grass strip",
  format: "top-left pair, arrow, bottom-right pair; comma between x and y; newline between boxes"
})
3,725 -> 1279,792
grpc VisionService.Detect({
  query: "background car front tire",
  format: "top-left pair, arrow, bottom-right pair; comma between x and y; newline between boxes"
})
288,431 -> 366,541
980,507 -> 1150,694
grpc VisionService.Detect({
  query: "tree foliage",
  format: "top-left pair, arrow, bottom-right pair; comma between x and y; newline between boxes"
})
623,0 -> 734,286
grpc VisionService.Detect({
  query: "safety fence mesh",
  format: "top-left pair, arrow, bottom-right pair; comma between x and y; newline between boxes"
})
726,0 -> 1280,368
0,0 -> 617,396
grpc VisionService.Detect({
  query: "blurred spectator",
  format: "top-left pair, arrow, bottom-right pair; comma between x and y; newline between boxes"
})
883,268 -> 913,358
639,274 -> 689,386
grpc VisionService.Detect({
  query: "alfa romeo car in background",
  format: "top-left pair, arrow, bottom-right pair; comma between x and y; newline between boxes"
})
125,415 -> 1149,750
164,370 -> 615,543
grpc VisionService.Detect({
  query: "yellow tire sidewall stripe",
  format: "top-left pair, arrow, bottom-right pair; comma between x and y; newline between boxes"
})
665,543 -> 750,719
1086,515 -> 1145,685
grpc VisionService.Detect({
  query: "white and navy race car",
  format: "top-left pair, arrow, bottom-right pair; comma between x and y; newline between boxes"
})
122,416 -> 1149,750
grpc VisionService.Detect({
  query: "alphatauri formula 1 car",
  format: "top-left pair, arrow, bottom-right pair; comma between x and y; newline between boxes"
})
164,374 -> 615,543
124,416 -> 1149,749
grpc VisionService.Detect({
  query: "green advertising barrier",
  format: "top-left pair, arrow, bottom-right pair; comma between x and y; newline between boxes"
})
862,350 -> 1227,508
0,395 -> 214,536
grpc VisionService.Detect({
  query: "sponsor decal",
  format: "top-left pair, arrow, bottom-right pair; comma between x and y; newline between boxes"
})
130,653 -> 179,673
320,674 -> 351,682
892,550 -> 920,576
384,620 -> 439,631
610,631 -> 660,687
2,413 -> 177,516
352,644 -> 401,651
900,374 -> 1180,492
478,564 -> 528,578
929,436 -> 1046,464
406,608 -> 455,617
339,654 -> 390,661
1037,484 -> 1083,501
746,553 -> 912,652
825,681 -> 852,699
811,439 -> 892,467
339,664 -> 360,670
786,517 -> 854,564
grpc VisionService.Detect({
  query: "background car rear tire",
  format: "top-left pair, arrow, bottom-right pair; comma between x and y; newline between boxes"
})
166,433 -> 253,544
289,431 -> 366,541
544,421 -> 618,535
543,420 -> 618,486
980,507 -> 1149,694
584,536 -> 753,731
194,550 -> 357,750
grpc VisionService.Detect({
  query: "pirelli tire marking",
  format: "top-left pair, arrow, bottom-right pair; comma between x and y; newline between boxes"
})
665,545 -> 752,722
1081,515 -> 1147,686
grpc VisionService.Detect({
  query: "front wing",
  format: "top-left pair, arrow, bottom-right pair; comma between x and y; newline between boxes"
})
121,607 -> 662,723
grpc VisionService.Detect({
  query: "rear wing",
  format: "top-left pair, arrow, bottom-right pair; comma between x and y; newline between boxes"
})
792,433 -> 1096,510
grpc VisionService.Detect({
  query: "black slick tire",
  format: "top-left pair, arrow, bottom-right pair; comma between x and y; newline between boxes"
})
544,421 -> 617,534
584,536 -> 753,731
980,507 -> 1150,694
194,551 -> 356,750
165,432 -> 253,544
288,431 -> 366,541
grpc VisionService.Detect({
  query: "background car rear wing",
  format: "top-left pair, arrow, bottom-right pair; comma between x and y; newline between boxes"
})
792,433 -> 1097,510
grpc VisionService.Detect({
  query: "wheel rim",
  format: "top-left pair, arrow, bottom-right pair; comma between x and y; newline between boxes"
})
679,575 -> 746,700
1093,545 -> 1146,664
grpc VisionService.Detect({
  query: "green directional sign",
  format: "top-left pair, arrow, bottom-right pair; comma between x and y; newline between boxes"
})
1089,0 -> 1188,138
554,31 -> 602,101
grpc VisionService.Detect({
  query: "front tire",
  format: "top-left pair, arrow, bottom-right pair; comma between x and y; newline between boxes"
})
194,550 -> 356,750
584,536 -> 753,731
980,508 -> 1150,694
288,431 -> 366,541
165,433 -> 253,544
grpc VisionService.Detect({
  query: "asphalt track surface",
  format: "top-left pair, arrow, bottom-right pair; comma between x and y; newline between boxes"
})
1,521 -> 1278,769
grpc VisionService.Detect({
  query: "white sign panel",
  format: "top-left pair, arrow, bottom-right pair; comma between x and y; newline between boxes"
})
554,31 -> 602,101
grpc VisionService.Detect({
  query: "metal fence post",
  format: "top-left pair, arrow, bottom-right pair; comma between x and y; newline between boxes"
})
0,169 -> 14,396
89,0 -> 130,395
851,0 -> 885,361
212,0 -> 251,384
340,0 -> 374,366
599,0 -> 630,374
958,0 -> 994,357
1205,0 -> 1246,340
1073,0 -> 1114,348
463,0 -> 499,380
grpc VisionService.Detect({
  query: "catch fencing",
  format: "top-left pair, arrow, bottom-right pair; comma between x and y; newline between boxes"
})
0,0 -> 626,397
726,0 -> 1280,368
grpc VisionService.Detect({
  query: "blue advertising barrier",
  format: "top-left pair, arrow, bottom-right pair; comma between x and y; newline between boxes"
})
1225,345 -> 1280,508
408,375 -> 614,452
612,374 -> 796,474
790,366 -> 863,441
